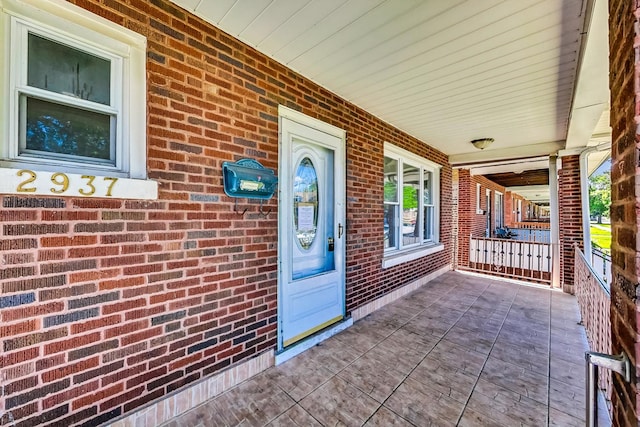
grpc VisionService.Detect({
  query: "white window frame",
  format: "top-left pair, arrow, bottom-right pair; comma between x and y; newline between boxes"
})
495,191 -> 504,230
485,188 -> 491,237
517,199 -> 522,222
476,183 -> 483,214
382,142 -> 443,269
0,0 -> 148,179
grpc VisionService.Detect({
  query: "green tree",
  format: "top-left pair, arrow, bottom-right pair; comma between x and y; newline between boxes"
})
589,171 -> 611,224
403,185 -> 418,209
384,181 -> 397,202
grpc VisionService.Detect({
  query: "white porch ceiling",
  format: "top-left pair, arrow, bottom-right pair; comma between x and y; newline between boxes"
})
172,0 -> 609,168
506,185 -> 551,204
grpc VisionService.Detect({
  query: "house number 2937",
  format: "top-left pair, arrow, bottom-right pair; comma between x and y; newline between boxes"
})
16,169 -> 119,197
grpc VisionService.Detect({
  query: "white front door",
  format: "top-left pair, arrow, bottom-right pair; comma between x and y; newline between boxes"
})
278,107 -> 345,350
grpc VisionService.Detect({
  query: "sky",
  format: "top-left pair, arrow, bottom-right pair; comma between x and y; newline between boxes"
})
592,158 -> 610,177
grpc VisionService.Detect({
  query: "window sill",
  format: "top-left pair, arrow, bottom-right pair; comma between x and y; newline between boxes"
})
0,167 -> 158,200
476,209 -> 484,214
383,243 -> 444,269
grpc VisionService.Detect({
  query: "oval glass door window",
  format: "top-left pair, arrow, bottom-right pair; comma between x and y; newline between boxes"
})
294,157 -> 318,250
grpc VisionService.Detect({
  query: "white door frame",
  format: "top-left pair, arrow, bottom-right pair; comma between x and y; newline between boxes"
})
495,190 -> 504,229
277,106 -> 346,351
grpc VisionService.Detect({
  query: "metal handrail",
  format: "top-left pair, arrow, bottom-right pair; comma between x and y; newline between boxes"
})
591,246 -> 611,287
585,351 -> 631,426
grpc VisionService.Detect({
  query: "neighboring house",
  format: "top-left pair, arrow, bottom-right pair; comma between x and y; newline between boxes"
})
0,1 -> 451,425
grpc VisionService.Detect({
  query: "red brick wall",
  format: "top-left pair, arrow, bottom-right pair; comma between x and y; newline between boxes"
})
558,155 -> 583,293
609,0 -> 639,424
505,192 -> 527,226
457,171 -> 506,267
345,118 -> 452,309
457,170 -> 473,268
0,0 -> 453,425
504,191 -> 514,226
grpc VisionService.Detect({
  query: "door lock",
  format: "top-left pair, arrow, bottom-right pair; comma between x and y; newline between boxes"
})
328,237 -> 334,252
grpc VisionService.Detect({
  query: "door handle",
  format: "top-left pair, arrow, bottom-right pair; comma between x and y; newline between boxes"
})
338,223 -> 344,238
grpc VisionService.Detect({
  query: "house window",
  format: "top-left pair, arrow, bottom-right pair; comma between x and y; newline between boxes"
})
0,0 -> 148,182
517,199 -> 522,222
383,143 -> 442,267
476,183 -> 482,214
485,189 -> 491,237
21,33 -> 116,165
495,191 -> 504,230
423,170 -> 435,241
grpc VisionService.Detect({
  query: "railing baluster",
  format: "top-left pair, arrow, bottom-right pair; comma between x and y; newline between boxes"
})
467,236 -> 552,284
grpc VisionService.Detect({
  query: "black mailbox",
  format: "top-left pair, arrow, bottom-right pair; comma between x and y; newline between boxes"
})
222,159 -> 277,200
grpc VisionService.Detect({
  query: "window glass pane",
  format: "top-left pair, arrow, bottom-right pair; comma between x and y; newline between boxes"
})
486,192 -> 491,237
423,171 -> 432,204
293,157 -> 318,250
423,206 -> 434,242
384,204 -> 398,249
402,163 -> 420,246
28,33 -> 111,105
383,145 -> 441,253
423,171 -> 433,241
495,194 -> 504,228
384,156 -> 398,203
23,96 -> 113,161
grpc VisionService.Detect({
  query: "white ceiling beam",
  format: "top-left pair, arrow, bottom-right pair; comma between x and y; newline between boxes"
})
449,141 -> 563,166
565,0 -> 609,149
506,184 -> 549,192
469,160 -> 549,176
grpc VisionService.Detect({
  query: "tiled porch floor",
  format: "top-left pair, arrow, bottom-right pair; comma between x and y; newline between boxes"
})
162,271 -> 610,426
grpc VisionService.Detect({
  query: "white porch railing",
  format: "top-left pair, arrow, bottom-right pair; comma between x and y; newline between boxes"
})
511,221 -> 551,229
509,228 -> 551,243
575,245 -> 612,415
468,236 -> 552,284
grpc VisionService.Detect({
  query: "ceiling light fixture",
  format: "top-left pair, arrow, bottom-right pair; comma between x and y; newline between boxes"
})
470,138 -> 494,150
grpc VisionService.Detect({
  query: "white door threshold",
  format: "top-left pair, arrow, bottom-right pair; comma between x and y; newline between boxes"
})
275,317 -> 353,365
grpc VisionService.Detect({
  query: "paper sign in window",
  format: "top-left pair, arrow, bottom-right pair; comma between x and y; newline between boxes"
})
297,204 -> 315,231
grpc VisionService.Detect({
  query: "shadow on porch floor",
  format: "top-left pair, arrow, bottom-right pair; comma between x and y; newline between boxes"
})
160,271 -> 610,426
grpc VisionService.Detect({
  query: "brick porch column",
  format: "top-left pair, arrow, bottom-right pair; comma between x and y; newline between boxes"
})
609,0 -> 640,424
457,169 -> 471,268
504,191 -> 514,227
558,154 -> 583,293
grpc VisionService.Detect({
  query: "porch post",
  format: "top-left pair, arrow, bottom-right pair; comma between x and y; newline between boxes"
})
558,154 -> 584,294
452,169 -> 459,270
579,149 -> 593,259
504,191 -> 514,227
456,169 -> 472,269
579,144 -> 611,264
548,154 -> 560,289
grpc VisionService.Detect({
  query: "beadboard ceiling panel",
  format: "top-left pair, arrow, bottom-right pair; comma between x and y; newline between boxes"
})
172,0 -> 608,167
